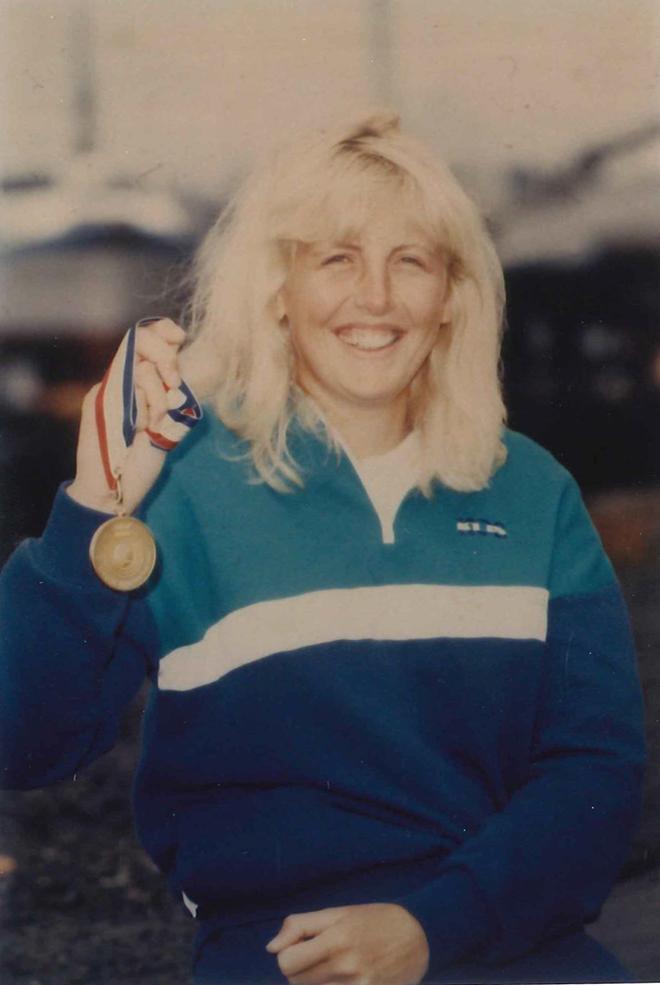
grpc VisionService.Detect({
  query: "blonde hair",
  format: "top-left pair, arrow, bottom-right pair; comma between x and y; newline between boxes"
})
185,112 -> 507,493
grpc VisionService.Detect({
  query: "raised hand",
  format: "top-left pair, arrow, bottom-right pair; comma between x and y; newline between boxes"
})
68,319 -> 188,515
266,903 -> 429,985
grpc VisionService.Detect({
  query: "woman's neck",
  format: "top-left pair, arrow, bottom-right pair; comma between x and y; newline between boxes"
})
317,398 -> 410,459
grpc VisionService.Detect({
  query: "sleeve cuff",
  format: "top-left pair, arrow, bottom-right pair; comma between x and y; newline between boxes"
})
397,867 -> 491,978
33,483 -> 116,588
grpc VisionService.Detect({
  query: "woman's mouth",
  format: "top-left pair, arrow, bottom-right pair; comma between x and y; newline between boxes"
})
333,324 -> 403,352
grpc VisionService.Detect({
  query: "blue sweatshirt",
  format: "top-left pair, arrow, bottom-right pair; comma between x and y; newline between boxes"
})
0,415 -> 645,977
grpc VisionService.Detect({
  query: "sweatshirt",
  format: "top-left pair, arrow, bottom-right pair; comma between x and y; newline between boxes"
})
0,414 -> 645,978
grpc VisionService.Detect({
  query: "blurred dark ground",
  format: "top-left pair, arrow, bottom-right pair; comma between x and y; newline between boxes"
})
1,141 -> 660,982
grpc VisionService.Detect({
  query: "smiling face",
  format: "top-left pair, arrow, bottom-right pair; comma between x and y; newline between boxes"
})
280,198 -> 451,430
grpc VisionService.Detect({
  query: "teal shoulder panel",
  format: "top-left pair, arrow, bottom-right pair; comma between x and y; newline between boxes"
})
500,430 -> 614,599
548,474 -> 615,599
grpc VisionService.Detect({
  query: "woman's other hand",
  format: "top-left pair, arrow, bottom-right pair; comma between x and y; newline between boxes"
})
266,903 -> 430,985
68,319 -> 187,515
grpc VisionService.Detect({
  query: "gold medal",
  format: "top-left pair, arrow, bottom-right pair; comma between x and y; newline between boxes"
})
90,320 -> 203,592
89,515 -> 157,591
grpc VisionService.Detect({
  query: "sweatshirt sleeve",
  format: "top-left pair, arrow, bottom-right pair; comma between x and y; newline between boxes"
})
398,475 -> 646,977
0,485 -> 159,790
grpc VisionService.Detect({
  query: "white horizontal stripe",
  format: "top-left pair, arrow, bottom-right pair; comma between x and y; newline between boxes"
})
158,584 -> 548,692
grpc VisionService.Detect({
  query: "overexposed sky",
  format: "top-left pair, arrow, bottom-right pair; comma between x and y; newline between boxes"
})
397,0 -> 660,164
1,0 -> 658,195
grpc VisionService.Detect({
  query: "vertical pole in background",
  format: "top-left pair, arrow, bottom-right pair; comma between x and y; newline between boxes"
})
366,0 -> 395,108
71,0 -> 95,155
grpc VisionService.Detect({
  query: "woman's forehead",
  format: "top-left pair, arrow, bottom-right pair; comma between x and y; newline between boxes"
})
306,212 -> 440,252
288,184 -> 445,250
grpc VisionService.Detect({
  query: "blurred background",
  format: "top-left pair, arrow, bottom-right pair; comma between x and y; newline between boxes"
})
0,1 -> 659,982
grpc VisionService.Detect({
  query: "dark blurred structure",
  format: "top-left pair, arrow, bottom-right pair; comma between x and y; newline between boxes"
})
505,245 -> 660,491
499,121 -> 660,491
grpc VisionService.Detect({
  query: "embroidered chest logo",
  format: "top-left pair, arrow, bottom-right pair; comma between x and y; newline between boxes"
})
456,518 -> 507,538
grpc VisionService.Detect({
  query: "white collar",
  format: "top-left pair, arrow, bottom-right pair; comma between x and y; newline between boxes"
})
344,431 -> 422,545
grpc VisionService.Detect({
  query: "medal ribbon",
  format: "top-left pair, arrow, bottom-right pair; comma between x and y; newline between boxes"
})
94,320 -> 203,494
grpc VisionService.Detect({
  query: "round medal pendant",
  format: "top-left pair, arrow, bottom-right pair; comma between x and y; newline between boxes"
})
90,515 -> 157,591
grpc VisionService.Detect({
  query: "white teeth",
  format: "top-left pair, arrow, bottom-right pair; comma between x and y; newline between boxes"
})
337,327 -> 399,351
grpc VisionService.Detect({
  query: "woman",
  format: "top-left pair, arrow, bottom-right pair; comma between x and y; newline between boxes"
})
0,113 -> 645,984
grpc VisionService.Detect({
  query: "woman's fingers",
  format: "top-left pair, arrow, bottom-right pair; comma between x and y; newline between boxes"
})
137,316 -> 186,345
134,384 -> 150,434
266,909 -> 343,955
135,319 -> 184,390
134,319 -> 187,428
134,360 -> 170,429
273,934 -> 329,979
287,960 -> 345,985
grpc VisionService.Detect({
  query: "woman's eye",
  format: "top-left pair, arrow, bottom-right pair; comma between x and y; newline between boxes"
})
321,254 -> 350,266
400,255 -> 425,267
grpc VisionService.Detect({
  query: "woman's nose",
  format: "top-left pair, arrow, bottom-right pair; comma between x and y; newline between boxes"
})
354,263 -> 391,315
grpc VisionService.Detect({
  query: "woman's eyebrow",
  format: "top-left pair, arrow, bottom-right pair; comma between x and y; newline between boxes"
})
314,240 -> 433,252
394,243 -> 432,253
306,239 -> 439,259
319,240 -> 359,251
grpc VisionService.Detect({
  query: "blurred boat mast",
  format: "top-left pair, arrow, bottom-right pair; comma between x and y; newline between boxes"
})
71,0 -> 96,156
366,0 -> 395,107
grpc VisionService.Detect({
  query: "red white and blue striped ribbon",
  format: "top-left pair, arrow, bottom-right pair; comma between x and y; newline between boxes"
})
94,321 -> 202,493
